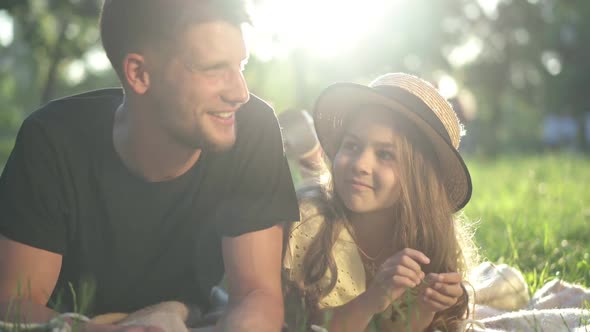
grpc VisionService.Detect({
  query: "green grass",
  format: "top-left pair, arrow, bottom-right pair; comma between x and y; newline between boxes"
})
1,153 -> 588,331
463,153 -> 590,291
285,153 -> 590,331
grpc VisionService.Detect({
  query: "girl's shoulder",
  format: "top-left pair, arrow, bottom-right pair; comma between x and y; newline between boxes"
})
286,194 -> 368,309
288,198 -> 326,254
298,195 -> 324,221
290,188 -> 332,237
283,197 -> 327,280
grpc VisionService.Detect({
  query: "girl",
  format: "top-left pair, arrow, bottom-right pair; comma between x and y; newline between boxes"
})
283,73 -> 478,332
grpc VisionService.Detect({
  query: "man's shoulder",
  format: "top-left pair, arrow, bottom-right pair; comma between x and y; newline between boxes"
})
28,88 -> 123,125
236,93 -> 277,125
241,93 -> 274,114
17,88 -> 122,150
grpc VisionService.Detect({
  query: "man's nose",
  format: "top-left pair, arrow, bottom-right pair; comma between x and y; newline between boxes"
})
221,69 -> 250,107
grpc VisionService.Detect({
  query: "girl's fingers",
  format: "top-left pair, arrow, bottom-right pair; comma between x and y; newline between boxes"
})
385,264 -> 422,285
436,272 -> 462,284
422,287 -> 458,307
397,248 -> 431,265
419,296 -> 449,312
424,273 -> 463,296
378,275 -> 417,302
383,255 -> 424,279
384,248 -> 430,269
432,282 -> 463,298
390,275 -> 419,289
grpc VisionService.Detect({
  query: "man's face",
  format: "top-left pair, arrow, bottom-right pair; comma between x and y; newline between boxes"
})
147,20 -> 250,152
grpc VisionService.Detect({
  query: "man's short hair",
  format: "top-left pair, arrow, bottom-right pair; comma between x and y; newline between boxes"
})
100,0 -> 250,80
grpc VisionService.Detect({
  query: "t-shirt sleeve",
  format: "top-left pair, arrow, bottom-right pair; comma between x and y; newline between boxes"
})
215,101 -> 300,237
0,116 -> 67,254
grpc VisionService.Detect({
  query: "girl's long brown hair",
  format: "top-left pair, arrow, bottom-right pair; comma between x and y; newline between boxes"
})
285,114 -> 478,331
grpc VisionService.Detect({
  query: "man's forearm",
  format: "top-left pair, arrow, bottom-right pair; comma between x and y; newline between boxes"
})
0,299 -> 123,332
1,298 -> 59,324
217,290 -> 283,332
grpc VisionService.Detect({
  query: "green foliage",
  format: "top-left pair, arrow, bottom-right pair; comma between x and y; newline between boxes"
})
0,0 -> 118,166
3,0 -> 590,161
464,154 -> 590,289
1,0 -> 590,328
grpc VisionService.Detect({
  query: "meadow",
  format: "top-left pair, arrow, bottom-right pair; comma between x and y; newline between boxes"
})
463,153 -> 590,291
1,153 -> 588,332
283,153 -> 590,331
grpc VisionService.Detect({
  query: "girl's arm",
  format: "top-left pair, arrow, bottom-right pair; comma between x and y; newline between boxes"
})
314,249 -> 430,332
387,272 -> 464,332
314,290 -> 379,332
320,272 -> 463,332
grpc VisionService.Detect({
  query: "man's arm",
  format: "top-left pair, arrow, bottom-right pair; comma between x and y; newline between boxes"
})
217,225 -> 284,332
0,234 -> 62,323
0,235 -> 160,332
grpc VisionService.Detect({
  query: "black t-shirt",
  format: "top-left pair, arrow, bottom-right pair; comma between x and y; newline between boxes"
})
0,88 -> 299,315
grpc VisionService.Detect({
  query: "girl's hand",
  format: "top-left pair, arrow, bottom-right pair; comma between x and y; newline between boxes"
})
417,272 -> 463,313
364,248 -> 430,314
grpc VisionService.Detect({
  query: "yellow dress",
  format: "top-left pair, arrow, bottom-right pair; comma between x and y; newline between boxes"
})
283,201 -> 408,331
283,200 -> 367,309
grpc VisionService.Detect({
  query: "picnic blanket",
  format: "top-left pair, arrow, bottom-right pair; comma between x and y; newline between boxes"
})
460,262 -> 590,332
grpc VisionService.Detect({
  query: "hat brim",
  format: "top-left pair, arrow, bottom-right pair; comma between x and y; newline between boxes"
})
313,83 -> 472,211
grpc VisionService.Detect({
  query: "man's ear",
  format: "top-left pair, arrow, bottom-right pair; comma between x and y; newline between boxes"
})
122,53 -> 151,95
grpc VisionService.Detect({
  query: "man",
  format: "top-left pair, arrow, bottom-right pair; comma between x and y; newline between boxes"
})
0,1 -> 299,331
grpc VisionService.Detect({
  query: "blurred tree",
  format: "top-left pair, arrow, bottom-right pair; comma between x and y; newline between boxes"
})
0,0 -> 118,165
1,0 -> 589,168
547,2 -> 590,151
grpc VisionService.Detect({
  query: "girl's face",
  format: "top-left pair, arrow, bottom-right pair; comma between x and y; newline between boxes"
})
333,106 -> 402,214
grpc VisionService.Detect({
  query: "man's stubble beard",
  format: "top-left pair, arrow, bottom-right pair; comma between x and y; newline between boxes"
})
168,123 -> 236,153
154,98 -> 237,153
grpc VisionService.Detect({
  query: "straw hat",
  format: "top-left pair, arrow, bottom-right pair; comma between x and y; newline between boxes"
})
313,73 -> 472,211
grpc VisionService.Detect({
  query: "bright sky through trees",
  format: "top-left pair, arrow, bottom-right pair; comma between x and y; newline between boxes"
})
246,0 -> 396,59
0,10 -> 13,47
0,0 -> 501,85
